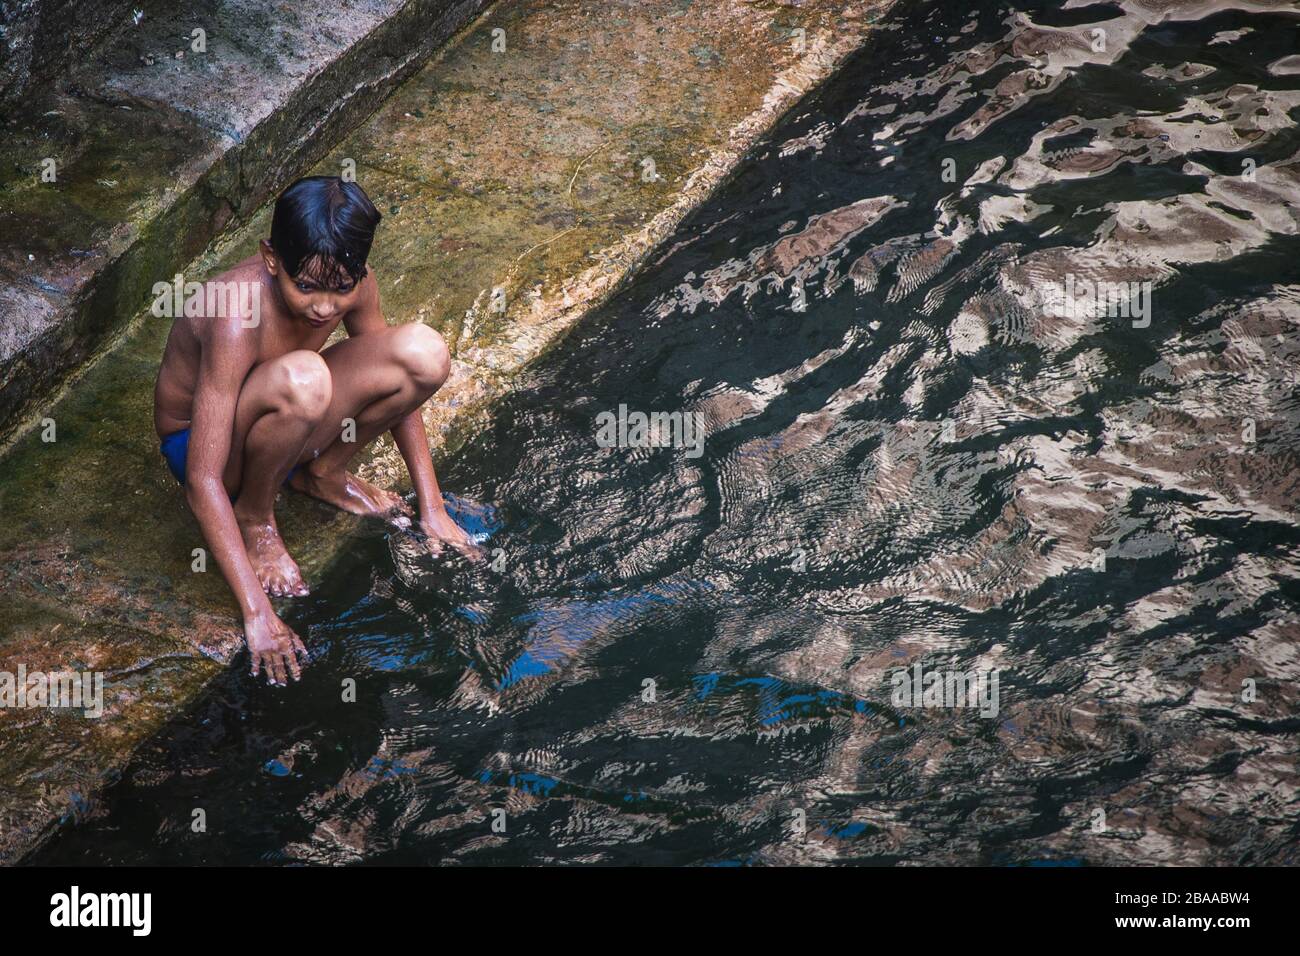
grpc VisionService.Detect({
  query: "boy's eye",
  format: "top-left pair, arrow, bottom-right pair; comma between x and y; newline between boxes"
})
295,282 -> 315,293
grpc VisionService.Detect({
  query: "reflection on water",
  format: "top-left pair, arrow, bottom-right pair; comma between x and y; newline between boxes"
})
35,0 -> 1300,865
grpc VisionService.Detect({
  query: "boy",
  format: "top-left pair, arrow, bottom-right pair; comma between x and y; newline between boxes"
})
153,176 -> 472,686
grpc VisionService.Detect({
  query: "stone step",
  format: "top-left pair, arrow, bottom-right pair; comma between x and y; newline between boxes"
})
0,0 -> 493,446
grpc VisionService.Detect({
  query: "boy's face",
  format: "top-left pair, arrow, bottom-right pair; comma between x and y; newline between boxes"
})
261,241 -> 364,329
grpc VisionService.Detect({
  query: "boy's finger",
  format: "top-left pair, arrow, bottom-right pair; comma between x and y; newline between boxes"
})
277,636 -> 300,677
268,653 -> 286,686
251,652 -> 261,678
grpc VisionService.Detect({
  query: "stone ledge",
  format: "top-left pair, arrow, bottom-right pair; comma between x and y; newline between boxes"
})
0,0 -> 493,448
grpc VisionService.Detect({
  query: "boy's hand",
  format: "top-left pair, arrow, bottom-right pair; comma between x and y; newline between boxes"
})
245,608 -> 309,685
419,507 -> 484,559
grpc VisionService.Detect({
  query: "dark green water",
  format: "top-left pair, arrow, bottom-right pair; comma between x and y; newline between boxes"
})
34,0 -> 1300,865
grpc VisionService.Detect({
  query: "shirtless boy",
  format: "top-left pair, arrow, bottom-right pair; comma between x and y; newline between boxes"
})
153,176 -> 471,686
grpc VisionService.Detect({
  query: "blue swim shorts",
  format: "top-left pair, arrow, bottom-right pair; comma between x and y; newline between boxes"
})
159,428 -> 299,486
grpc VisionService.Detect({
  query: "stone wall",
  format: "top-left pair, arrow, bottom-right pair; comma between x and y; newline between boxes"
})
0,0 -> 137,107
0,0 -> 491,446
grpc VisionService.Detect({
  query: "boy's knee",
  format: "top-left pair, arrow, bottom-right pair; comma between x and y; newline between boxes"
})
391,323 -> 449,392
274,350 -> 332,419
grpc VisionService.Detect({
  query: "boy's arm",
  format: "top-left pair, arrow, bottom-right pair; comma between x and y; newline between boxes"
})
187,321 -> 305,682
344,281 -> 470,548
391,394 -> 462,536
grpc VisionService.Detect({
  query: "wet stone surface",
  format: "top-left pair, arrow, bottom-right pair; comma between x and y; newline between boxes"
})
0,0 -> 893,861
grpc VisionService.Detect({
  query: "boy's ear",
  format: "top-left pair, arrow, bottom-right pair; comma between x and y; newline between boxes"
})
259,239 -> 280,276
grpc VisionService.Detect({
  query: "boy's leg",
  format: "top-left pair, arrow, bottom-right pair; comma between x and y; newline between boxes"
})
289,323 -> 449,516
225,350 -> 333,596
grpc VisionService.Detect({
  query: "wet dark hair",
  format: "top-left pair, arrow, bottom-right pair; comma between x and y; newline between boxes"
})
269,176 -> 381,288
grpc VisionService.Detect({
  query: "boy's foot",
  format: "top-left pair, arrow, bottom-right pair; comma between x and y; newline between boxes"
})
289,467 -> 410,520
237,516 -> 308,597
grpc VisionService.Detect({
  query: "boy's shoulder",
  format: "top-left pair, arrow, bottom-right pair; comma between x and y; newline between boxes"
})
177,257 -> 268,354
341,268 -> 383,327
208,256 -> 269,324
210,254 -> 262,285
213,254 -> 269,297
